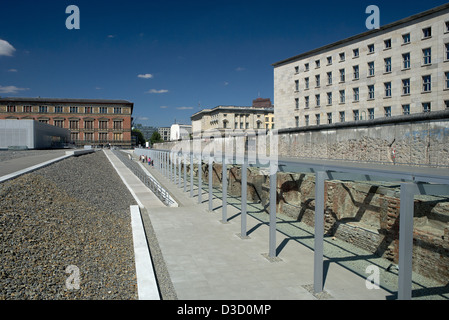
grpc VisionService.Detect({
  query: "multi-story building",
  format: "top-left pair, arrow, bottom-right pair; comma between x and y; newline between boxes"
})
273,4 -> 449,130
0,97 -> 133,148
158,127 -> 171,141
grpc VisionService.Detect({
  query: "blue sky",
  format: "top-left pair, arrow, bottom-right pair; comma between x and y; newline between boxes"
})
1,0 -> 448,127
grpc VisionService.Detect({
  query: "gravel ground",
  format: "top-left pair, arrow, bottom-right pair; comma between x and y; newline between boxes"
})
0,151 -> 139,299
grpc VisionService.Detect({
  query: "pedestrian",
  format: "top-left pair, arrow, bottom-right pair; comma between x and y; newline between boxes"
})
148,157 -> 151,166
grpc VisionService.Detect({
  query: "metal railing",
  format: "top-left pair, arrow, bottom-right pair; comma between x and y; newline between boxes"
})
111,149 -> 175,206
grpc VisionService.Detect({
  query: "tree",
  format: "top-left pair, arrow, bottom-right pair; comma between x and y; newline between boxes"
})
132,129 -> 145,146
150,131 -> 163,145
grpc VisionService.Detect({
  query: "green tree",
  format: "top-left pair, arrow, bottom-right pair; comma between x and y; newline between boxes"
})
132,129 -> 145,145
150,131 -> 163,145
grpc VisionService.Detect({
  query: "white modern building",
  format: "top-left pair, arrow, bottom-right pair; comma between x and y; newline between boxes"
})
273,3 -> 449,130
170,124 -> 192,141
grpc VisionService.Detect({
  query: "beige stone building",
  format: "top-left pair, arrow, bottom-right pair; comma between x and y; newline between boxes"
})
191,101 -> 274,137
273,4 -> 449,130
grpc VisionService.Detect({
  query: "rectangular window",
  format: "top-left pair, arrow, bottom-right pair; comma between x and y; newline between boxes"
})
384,106 -> 391,117
85,107 -> 92,114
304,78 -> 309,89
445,100 -> 449,109
353,109 -> 360,121
446,43 -> 449,61
368,44 -> 375,53
316,114 -> 320,125
305,96 -> 309,109
402,104 -> 410,115
445,72 -> 449,89
84,120 -> 94,130
113,133 -> 123,141
368,85 -> 375,99
353,65 -> 359,79
327,92 -> 332,105
295,98 -> 299,109
113,107 -> 122,114
384,58 -> 391,73
295,66 -> 299,73
295,116 -> 299,127
368,108 -> 375,120
353,87 -> 359,101
7,105 -> 16,112
70,132 -> 79,142
402,53 -> 410,69
327,56 -> 332,65
70,107 -> 78,113
69,120 -> 79,130
84,132 -> 94,142
305,115 -> 309,126
39,106 -> 48,113
339,52 -> 345,61
339,90 -> 345,103
384,39 -> 391,49
327,112 -> 332,124
339,69 -> 345,82
23,105 -> 32,113
55,106 -> 63,113
99,107 -> 108,114
422,27 -> 432,39
402,33 -> 410,44
402,79 -> 410,95
422,75 -> 431,92
113,121 -> 123,130
54,120 -> 64,128
353,48 -> 359,57
327,72 -> 332,85
423,48 -> 431,65
295,80 -> 299,91
315,75 -> 320,87
385,82 -> 391,97
368,62 -> 375,76
339,111 -> 345,122
304,63 -> 309,71
99,120 -> 108,130
315,59 -> 320,68
423,102 -> 431,113
315,94 -> 320,106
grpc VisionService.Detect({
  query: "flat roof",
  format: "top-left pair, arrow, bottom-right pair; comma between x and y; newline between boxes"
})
272,3 -> 449,67
191,105 -> 274,119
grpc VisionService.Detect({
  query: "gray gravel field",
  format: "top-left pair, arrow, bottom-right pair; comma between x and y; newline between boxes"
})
0,151 -> 139,300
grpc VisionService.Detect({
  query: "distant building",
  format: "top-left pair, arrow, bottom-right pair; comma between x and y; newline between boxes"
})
191,102 -> 274,137
158,127 -> 171,141
170,124 -> 192,141
0,97 -> 133,148
272,3 -> 449,130
133,124 -> 158,141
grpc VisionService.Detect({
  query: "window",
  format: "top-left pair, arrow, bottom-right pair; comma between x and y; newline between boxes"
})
445,100 -> 449,109
339,69 -> 345,82
113,107 -> 122,114
295,98 -> 299,109
305,96 -> 309,109
70,132 -> 79,142
327,56 -> 332,65
23,106 -> 32,113
384,82 -> 391,97
70,107 -> 78,113
305,115 -> 309,126
384,58 -> 391,73
295,66 -> 299,73
84,132 -> 94,142
368,85 -> 375,99
55,106 -> 63,113
39,106 -> 48,113
84,120 -> 94,130
339,52 -> 345,61
315,60 -> 320,68
69,120 -> 79,130
339,90 -> 345,103
113,121 -> 123,130
327,92 -> 332,105
353,48 -> 359,57
446,21 -> 449,32
295,80 -> 300,91
327,72 -> 332,85
304,63 -> 309,71
402,79 -> 410,95
353,109 -> 360,121
422,102 -> 431,113
304,78 -> 309,90
368,62 -> 375,76
85,107 -> 92,114
99,107 -> 108,114
402,104 -> 410,115
327,112 -> 332,124
339,111 -> 345,122
368,44 -> 375,53
316,114 -> 320,125
422,75 -> 431,92
38,119 -> 49,124
315,75 -> 320,87
99,132 -> 108,141
315,94 -> 320,106
353,87 -> 359,101
445,72 -> 449,89
384,106 -> 391,117
368,108 -> 375,120
7,105 -> 16,112
113,133 -> 123,141
402,53 -> 410,69
54,120 -> 64,128
422,27 -> 432,39
99,120 -> 108,130
446,43 -> 449,61
295,116 -> 299,127
353,65 -> 359,79
402,33 -> 410,44
423,48 -> 431,65
384,39 -> 391,49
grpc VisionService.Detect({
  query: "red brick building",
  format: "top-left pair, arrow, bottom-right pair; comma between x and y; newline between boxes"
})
0,97 -> 133,148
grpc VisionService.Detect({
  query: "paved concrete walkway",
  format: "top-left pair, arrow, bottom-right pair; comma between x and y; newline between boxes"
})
126,152 -> 392,300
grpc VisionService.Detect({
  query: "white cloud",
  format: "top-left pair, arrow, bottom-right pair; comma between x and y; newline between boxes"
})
235,67 -> 245,71
135,116 -> 149,121
160,106 -> 169,109
138,73 -> 153,79
224,81 -> 229,86
0,85 -> 29,94
176,106 -> 193,110
0,39 -> 16,57
146,89 -> 168,94
107,35 -> 115,38
7,69 -> 17,72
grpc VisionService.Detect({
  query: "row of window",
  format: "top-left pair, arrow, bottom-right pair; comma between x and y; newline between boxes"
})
294,45 -> 448,93
5,105 -> 125,114
295,24 -> 446,73
34,119 -> 124,130
295,73 -> 448,108
296,101 -> 448,127
70,132 -> 124,142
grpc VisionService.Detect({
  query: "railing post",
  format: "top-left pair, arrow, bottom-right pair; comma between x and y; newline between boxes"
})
198,154 -> 202,204
241,151 -> 248,238
268,162 -> 277,258
208,156 -> 213,212
183,153 -> 187,192
190,152 -> 194,198
222,152 -> 228,223
314,171 -> 326,293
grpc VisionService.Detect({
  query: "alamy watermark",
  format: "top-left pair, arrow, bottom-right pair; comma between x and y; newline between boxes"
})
366,5 -> 380,30
65,265 -> 80,290
66,5 -> 80,30
365,265 -> 380,290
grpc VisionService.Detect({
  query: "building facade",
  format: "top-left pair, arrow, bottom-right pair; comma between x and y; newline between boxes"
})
273,4 -> 449,130
191,104 -> 275,137
0,97 -> 133,148
158,127 -> 171,141
170,124 -> 192,141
